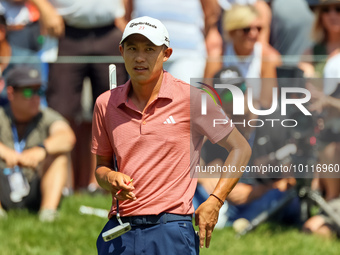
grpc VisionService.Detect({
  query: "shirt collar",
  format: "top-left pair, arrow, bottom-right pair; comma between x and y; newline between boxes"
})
115,80 -> 131,107
158,71 -> 174,100
115,70 -> 174,108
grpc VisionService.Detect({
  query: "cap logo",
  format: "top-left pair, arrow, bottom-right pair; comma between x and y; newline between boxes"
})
29,69 -> 39,78
130,22 -> 157,29
220,70 -> 240,79
165,36 -> 170,42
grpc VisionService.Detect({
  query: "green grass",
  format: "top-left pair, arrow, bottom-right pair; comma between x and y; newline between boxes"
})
1,193 -> 339,255
0,193 -> 111,255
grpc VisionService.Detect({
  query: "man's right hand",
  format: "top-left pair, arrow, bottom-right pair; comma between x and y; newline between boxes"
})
18,146 -> 46,168
95,155 -> 137,201
106,171 -> 136,201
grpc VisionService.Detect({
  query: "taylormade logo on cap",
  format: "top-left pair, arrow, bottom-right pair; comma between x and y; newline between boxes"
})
120,16 -> 170,47
129,22 -> 157,29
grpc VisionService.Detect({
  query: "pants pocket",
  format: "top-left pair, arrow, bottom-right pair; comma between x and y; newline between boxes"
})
176,221 -> 199,254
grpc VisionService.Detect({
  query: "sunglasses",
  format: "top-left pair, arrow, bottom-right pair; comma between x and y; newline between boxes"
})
15,87 -> 44,99
242,26 -> 262,34
221,83 -> 246,102
321,5 -> 340,13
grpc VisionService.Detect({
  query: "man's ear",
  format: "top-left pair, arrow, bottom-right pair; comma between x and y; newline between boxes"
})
6,86 -> 14,101
119,44 -> 124,56
163,47 -> 173,62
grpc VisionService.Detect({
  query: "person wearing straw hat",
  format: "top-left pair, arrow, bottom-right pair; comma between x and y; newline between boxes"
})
207,4 -> 281,109
300,0 -> 340,77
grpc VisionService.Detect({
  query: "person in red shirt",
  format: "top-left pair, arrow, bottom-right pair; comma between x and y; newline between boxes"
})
92,16 -> 251,254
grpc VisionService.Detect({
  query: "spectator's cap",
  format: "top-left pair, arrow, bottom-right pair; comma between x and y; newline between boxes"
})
6,66 -> 42,88
308,0 -> 340,8
120,16 -> 170,47
214,66 -> 246,102
214,66 -> 245,85
223,4 -> 258,32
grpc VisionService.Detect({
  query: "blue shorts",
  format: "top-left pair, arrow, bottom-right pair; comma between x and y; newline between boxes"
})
97,214 -> 199,255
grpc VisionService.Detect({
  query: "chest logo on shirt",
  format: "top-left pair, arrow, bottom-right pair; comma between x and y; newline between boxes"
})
163,116 -> 176,124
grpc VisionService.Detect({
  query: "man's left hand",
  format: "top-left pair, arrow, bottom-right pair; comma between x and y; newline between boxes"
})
18,146 -> 46,168
194,196 -> 222,248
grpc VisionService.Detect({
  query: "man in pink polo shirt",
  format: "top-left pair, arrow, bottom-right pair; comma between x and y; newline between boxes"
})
92,16 -> 251,254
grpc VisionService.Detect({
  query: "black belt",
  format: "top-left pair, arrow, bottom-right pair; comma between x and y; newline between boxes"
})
119,213 -> 192,226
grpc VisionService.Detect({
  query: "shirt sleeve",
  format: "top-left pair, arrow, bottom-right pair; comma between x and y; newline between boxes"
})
91,97 -> 114,156
191,88 -> 234,144
43,107 -> 67,127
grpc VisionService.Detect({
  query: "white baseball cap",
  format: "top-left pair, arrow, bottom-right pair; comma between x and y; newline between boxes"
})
120,16 -> 170,47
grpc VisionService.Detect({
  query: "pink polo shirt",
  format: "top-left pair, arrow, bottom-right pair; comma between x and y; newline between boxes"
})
91,71 -> 233,217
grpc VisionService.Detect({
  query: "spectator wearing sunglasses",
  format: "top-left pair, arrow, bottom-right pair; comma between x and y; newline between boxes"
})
0,66 -> 75,222
208,4 -> 281,109
300,0 -> 340,78
218,0 -> 272,44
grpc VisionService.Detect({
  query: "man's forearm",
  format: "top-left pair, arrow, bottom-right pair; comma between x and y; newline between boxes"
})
200,0 -> 220,36
43,130 -> 75,155
95,166 -> 115,192
212,147 -> 251,201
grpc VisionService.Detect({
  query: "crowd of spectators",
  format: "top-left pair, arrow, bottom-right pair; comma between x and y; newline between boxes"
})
0,0 -> 339,238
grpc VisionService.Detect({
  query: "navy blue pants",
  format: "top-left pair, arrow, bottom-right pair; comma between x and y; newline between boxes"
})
97,217 -> 199,255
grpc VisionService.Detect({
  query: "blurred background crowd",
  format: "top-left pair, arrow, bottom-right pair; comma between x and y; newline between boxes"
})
0,0 -> 340,239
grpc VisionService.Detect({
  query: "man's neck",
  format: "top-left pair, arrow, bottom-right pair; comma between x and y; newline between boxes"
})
129,71 -> 164,112
10,107 -> 33,125
11,113 -> 32,140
